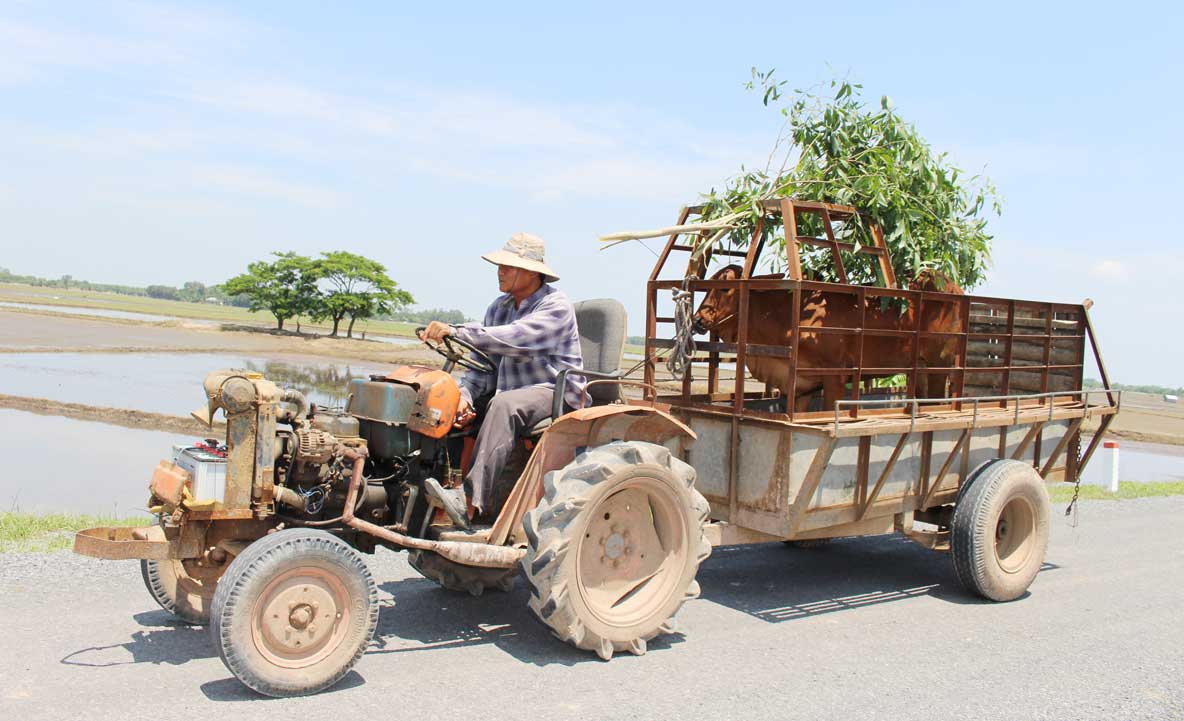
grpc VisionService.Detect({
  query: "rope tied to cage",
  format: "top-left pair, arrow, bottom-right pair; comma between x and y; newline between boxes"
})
666,275 -> 697,381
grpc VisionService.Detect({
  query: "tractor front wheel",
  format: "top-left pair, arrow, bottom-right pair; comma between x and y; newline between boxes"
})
521,441 -> 711,660
209,529 -> 378,697
141,558 -> 225,625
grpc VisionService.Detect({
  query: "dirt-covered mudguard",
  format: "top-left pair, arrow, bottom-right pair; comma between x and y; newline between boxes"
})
487,404 -> 696,546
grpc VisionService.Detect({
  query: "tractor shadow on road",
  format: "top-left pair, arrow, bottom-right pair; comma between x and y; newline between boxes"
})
60,610 -> 215,669
370,576 -> 684,666
697,535 -> 1059,623
60,609 -> 368,701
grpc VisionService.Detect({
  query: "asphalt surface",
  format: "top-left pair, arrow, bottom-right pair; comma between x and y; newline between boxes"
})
2,496 -> 1181,721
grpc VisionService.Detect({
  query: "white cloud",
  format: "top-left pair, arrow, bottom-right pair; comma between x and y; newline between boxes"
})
1090,258 -> 1129,282
191,165 -> 343,209
0,18 -> 181,80
171,75 -> 765,203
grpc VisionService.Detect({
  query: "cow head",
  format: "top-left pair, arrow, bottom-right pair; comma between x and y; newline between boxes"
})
908,268 -> 965,295
691,264 -> 742,335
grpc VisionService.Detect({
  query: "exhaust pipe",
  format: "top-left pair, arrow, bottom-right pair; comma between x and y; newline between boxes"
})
337,446 -> 523,569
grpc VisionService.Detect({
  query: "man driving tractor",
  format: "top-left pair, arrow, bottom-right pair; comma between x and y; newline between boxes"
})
421,232 -> 587,527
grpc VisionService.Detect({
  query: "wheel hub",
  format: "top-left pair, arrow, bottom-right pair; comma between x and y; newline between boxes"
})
994,496 -> 1037,574
577,480 -> 687,628
603,530 -> 630,562
253,571 -> 350,668
288,603 -> 315,629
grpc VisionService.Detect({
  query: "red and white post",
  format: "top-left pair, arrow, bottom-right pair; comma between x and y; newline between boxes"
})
1103,440 -> 1120,493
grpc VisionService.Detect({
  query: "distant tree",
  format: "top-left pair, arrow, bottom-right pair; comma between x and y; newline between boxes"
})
385,307 -> 469,324
311,251 -> 413,338
223,252 -> 320,331
146,285 -> 180,300
178,281 -> 207,302
59,274 -> 73,289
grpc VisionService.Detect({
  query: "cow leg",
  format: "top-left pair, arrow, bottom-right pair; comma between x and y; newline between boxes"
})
916,360 -> 929,399
821,375 -> 846,413
930,372 -> 949,398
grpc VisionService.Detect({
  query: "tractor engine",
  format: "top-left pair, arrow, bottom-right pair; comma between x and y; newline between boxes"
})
277,366 -> 463,535
159,366 -> 465,542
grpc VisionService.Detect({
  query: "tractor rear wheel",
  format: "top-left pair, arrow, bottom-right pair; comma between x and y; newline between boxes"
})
521,441 -> 711,660
141,558 -> 224,625
408,549 -> 516,596
951,459 -> 1050,601
209,529 -> 378,697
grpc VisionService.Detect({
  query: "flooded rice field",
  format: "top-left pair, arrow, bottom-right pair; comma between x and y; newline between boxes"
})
0,300 -> 182,323
0,408 -> 195,515
1079,439 -> 1184,486
0,302 -> 423,347
0,352 -> 392,416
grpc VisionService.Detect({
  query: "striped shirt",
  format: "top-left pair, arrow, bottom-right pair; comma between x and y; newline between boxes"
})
454,284 -> 588,410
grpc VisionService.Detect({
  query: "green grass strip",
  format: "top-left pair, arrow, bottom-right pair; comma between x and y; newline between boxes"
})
1047,480 -> 1184,503
0,512 -> 153,553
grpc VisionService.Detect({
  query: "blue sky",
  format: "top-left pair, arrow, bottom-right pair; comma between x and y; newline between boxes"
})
1,1 -> 1181,385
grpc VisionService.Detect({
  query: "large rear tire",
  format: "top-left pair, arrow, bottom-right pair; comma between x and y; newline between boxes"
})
408,549 -> 516,596
951,459 -> 1050,601
209,529 -> 378,697
521,441 -> 711,660
141,558 -> 224,625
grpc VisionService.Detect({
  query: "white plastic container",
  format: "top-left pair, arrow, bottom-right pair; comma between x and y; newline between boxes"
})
174,447 -> 228,503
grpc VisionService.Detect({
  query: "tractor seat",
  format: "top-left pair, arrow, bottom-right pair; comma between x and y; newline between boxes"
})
522,298 -> 628,437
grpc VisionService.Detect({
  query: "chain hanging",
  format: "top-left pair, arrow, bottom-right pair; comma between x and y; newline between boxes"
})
1064,435 -> 1085,525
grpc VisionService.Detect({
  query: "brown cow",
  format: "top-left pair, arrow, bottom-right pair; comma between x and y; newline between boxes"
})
691,264 -> 964,411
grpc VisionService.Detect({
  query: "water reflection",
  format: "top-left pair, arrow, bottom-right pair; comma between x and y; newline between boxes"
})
240,359 -> 373,409
0,352 -> 390,417
1079,440 -> 1184,486
0,409 -> 196,515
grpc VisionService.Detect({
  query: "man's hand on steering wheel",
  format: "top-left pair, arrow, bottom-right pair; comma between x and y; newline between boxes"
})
416,323 -> 498,374
422,321 -> 453,344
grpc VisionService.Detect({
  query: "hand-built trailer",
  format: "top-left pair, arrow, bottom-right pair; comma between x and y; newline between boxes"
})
641,198 -> 1119,593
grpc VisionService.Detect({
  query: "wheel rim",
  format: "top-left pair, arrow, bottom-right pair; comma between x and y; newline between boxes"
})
575,476 -> 687,628
251,567 -> 351,669
994,495 -> 1037,574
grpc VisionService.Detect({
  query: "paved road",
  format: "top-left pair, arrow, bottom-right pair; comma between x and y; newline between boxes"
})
3,497 -> 1181,721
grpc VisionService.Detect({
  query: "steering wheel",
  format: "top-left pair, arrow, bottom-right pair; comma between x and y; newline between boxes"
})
416,327 -> 497,374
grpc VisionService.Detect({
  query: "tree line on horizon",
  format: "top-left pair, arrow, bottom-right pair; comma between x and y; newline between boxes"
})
0,262 -> 469,337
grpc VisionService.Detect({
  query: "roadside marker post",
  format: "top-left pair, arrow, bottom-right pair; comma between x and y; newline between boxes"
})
1103,440 -> 1120,493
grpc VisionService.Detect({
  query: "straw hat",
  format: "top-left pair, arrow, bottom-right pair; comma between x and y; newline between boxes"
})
481,232 -> 560,283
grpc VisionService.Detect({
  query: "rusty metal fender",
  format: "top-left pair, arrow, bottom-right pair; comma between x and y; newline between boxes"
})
73,523 -> 201,561
487,404 -> 696,546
